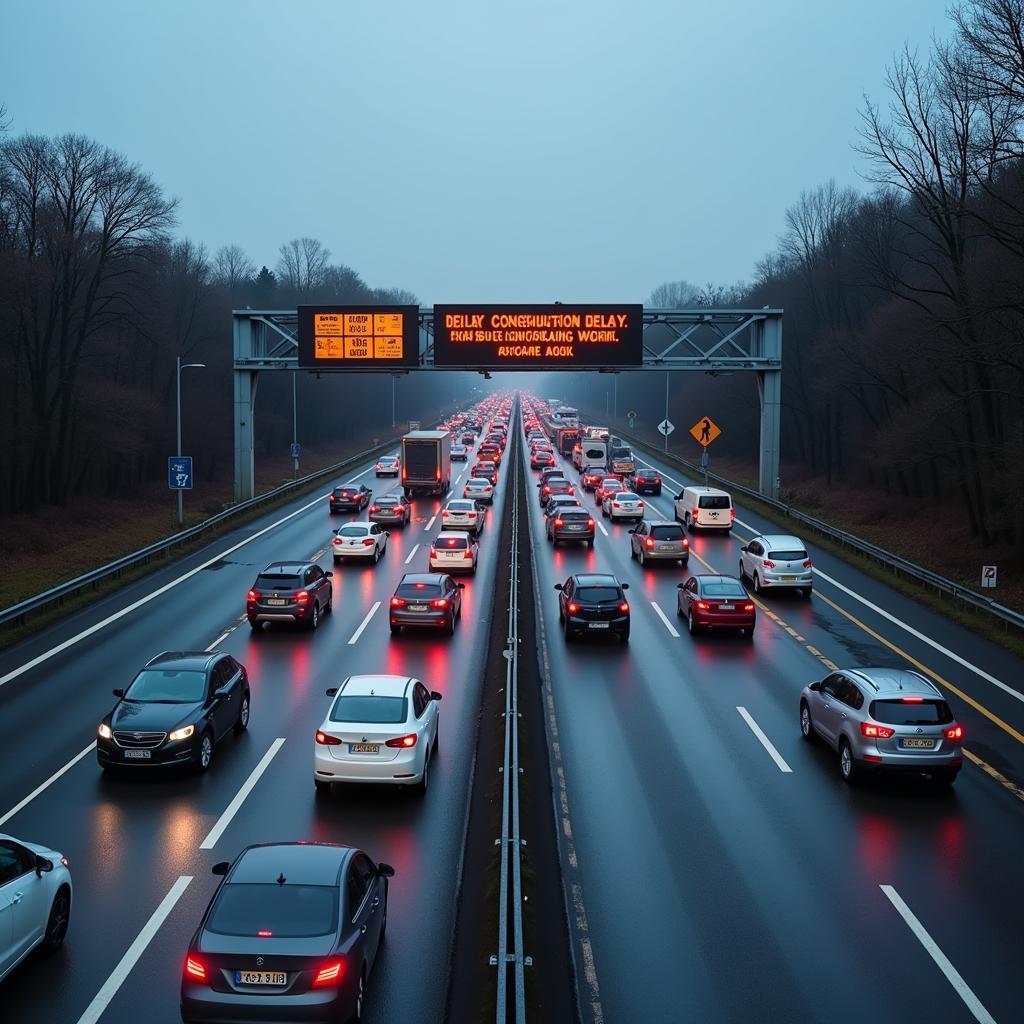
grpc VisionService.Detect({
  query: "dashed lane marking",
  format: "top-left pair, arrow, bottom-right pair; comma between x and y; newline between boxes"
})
348,601 -> 380,645
737,706 -> 793,773
404,543 -> 420,565
0,741 -> 97,827
650,600 -> 680,638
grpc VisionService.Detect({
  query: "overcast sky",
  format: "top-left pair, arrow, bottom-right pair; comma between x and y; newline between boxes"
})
3,0 -> 947,304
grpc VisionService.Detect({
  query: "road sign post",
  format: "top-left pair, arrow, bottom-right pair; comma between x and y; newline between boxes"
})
627,409 -> 637,429
981,565 -> 998,589
700,447 -> 709,486
290,441 -> 301,477
168,457 -> 193,498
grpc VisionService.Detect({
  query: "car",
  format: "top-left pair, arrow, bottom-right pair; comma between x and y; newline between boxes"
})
470,461 -> 499,486
460,431 -> 476,445
314,675 -> 442,794
429,531 -> 479,574
673,485 -> 734,532
676,575 -> 755,638
248,561 -> 334,629
389,573 -> 465,635
581,468 -> 606,492
374,455 -> 399,477
594,475 -> 624,505
331,522 -> 389,564
547,507 -> 595,547
181,842 -> 394,1024
555,574 -> 630,642
463,477 -> 494,505
543,495 -> 583,519
0,833 -> 72,982
628,469 -> 662,495
571,443 -> 584,470
441,498 -> 484,534
367,494 -> 408,527
531,449 -> 555,469
739,534 -> 813,597
478,442 -> 502,464
630,520 -> 689,565
329,482 -> 372,513
539,477 -> 574,506
538,466 -> 566,487
450,443 -> 469,461
602,491 -> 644,521
97,651 -> 250,773
799,668 -> 963,787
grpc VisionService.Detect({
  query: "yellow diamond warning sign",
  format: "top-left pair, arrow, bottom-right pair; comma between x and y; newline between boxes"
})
690,416 -> 721,447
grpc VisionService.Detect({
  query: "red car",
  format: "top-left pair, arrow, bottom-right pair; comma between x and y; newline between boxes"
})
581,468 -> 606,491
531,449 -> 555,469
594,475 -> 624,505
471,461 -> 499,486
676,575 -> 755,639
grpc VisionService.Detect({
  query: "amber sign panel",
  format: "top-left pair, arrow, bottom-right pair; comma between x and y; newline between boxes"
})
432,304 -> 644,368
297,305 -> 420,368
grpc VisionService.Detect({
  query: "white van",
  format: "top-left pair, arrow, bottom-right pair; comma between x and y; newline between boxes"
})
673,486 -> 734,532
579,439 -> 609,473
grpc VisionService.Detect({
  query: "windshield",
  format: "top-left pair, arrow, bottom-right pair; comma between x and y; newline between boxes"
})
331,695 -> 407,723
125,668 -> 206,703
769,549 -> 807,561
397,582 -> 442,598
576,586 -> 621,602
337,526 -> 368,537
447,501 -> 474,511
436,535 -> 469,548
207,884 -> 338,938
870,700 -> 953,725
256,573 -> 301,588
651,525 -> 683,540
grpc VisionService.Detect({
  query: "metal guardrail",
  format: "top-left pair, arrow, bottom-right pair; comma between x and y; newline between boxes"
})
616,427 -> 1024,635
0,434 -> 415,630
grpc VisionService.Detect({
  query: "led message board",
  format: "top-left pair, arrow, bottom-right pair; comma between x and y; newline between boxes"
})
297,306 -> 420,368
432,304 -> 643,368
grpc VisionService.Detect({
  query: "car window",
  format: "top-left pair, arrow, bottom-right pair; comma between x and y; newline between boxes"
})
437,535 -> 468,549
698,495 -> 732,509
331,696 -> 408,723
212,660 -> 233,691
687,579 -> 698,593
207,883 -> 338,938
0,840 -> 33,883
701,582 -> 746,597
256,573 -> 301,588
125,668 -> 207,703
347,858 -> 377,917
575,586 -> 621,602
337,525 -> 367,538
308,566 -> 323,583
413,684 -> 428,717
821,674 -> 844,698
836,680 -> 864,710
650,525 -> 683,540
870,699 -> 954,725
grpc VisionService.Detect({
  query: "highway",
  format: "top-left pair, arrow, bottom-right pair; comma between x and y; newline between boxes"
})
2,395 -> 1023,1024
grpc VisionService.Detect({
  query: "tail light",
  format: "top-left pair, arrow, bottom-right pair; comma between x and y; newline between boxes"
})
431,598 -> 449,608
655,477 -> 661,484
612,501 -> 620,508
567,602 -> 579,614
637,500 -> 644,507
762,560 -> 776,569
312,960 -> 346,987
744,603 -> 755,612
385,733 -> 418,748
901,697 -> 924,703
296,590 -> 310,603
587,518 -> 595,528
316,730 -> 342,745
362,538 -> 375,546
247,590 -> 259,602
696,601 -> 708,610
945,724 -> 963,740
435,468 -> 440,481
390,596 -> 406,608
185,956 -> 207,982
731,508 -> 736,519
555,517 -> 564,527
332,536 -> 342,545
682,538 -> 689,547
567,486 -> 574,494
429,546 -> 437,558
861,722 -> 895,739
463,548 -> 474,558
467,511 -> 477,518
369,505 -> 378,513
803,560 -> 813,569
257,930 -> 272,937
619,602 -> 630,613
645,538 -> 654,548
544,486 -> 551,494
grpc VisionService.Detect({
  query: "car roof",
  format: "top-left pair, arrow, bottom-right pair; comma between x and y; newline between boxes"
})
465,478 -> 490,487
685,486 -> 730,496
645,519 -> 679,527
260,562 -> 311,574
374,493 -> 402,501
336,522 -> 372,531
339,674 -> 414,697
759,535 -> 805,548
145,650 -> 218,669
230,842 -> 351,886
338,480 -> 365,487
844,667 -> 938,696
400,573 -> 446,584
694,575 -> 743,586
436,530 -> 471,539
574,573 -> 620,585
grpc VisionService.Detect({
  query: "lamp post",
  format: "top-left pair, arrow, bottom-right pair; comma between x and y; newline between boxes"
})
176,356 -> 206,527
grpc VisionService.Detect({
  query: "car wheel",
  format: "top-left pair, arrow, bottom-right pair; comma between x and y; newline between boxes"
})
752,574 -> 762,595
389,623 -> 401,636
309,602 -> 320,630
738,560 -> 746,580
931,770 -> 958,791
314,778 -> 332,796
687,610 -> 699,635
445,612 -> 455,636
558,605 -> 564,624
586,538 -> 594,548
352,968 -> 366,1023
630,544 -> 637,560
563,619 -> 574,643
234,691 -> 250,734
638,548 -> 646,566
248,619 -> 261,632
326,592 -> 333,614
839,739 -> 859,784
413,751 -> 429,796
620,629 -> 629,644
802,588 -> 813,599
40,886 -> 71,952
800,701 -> 815,742
198,731 -> 214,774
372,545 -> 380,565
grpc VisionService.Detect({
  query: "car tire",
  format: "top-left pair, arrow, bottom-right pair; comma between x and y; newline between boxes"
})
800,701 -> 815,742
413,751 -> 429,796
630,544 -> 637,560
309,602 -> 320,630
802,588 -> 813,599
620,629 -> 629,644
40,886 -> 71,953
198,731 -> 214,774
445,613 -> 455,636
687,610 -> 699,635
839,739 -> 859,784
753,574 -> 762,595
586,538 -> 594,548
352,968 -> 366,1023
738,560 -> 746,580
638,548 -> 646,566
389,623 -> 401,636
563,619 -> 574,643
314,778 -> 332,796
234,691 -> 250,734
931,770 -> 958,791
248,618 -> 261,632
372,545 -> 380,565
740,627 -> 754,641
326,592 -> 333,614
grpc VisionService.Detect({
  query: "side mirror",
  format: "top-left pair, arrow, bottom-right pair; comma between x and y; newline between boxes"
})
377,862 -> 396,878
112,688 -> 125,698
739,545 -> 748,553
325,687 -> 338,697
628,528 -> 636,534
212,862 -> 230,876
808,681 -> 821,692
430,690 -> 443,701
213,688 -> 231,701
324,570 -> 334,577
675,493 -> 684,500
621,582 -> 630,590
35,855 -> 53,876
456,582 -> 465,589
677,583 -> 686,589
554,583 -> 563,591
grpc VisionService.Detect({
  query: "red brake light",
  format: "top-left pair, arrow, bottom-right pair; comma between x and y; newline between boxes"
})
185,956 -> 207,982
544,485 -> 551,493
257,930 -> 273,937
637,500 -> 643,507
385,733 -> 418,748
612,501 -> 620,508
655,477 -> 661,483
296,590 -> 310,602
467,511 -> 477,518
362,538 -> 375,546
803,560 -> 813,569
464,548 -> 473,558
860,722 -> 895,739
744,603 -> 755,612
619,602 -> 630,613
587,518 -> 594,527
390,596 -> 406,608
731,508 -> 736,519
945,724 -> 963,740
696,601 -> 708,610
435,468 -> 440,480
247,589 -> 259,602
567,602 -> 579,614
762,560 -> 776,569
682,538 -> 689,547
901,697 -> 924,703
431,598 -> 449,608
316,730 -> 342,745
429,546 -> 437,557
645,538 -> 654,548
555,517 -> 564,527
369,505 -> 378,512
313,960 -> 346,987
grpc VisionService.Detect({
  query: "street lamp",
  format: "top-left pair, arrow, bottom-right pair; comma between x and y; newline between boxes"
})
176,356 -> 206,527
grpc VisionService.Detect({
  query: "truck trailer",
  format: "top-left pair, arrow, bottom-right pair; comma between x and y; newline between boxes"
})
401,430 -> 452,498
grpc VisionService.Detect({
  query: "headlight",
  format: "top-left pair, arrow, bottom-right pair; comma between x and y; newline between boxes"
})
168,724 -> 195,742
98,723 -> 112,739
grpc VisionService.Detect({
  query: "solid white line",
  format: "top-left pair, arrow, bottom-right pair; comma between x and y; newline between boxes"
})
880,885 -> 997,1024
426,514 -> 437,530
0,464 -> 376,690
75,875 -> 193,1024
205,632 -> 230,651
404,543 -> 420,565
736,706 -> 792,773
348,601 -> 381,645
199,738 -> 286,850
595,519 -> 609,537
650,601 -> 680,638
0,741 -> 97,827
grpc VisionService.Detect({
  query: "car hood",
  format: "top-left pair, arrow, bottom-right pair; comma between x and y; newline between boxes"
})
110,700 -> 201,731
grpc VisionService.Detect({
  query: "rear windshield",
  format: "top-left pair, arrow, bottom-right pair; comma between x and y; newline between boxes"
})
436,535 -> 469,549
208,884 -> 337,938
613,493 -> 637,500
702,583 -> 746,597
376,497 -> 400,505
870,700 -> 953,725
396,582 -> 442,598
465,480 -> 489,490
125,669 -> 206,703
561,511 -> 590,521
651,525 -> 683,540
698,495 -> 732,509
448,501 -> 475,511
256,573 -> 301,588
576,586 -> 621,602
336,526 -> 368,538
331,695 -> 407,723
769,549 -> 807,561
334,487 -> 357,495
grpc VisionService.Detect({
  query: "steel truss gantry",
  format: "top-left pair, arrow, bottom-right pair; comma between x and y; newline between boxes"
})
232,307 -> 783,501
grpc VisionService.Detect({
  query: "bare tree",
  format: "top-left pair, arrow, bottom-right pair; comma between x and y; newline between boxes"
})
276,237 -> 330,295
648,280 -> 699,307
212,243 -> 255,290
0,103 -> 10,132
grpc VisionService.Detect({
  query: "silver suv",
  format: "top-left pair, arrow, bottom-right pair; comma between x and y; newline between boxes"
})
799,668 -> 962,787
739,534 -> 812,597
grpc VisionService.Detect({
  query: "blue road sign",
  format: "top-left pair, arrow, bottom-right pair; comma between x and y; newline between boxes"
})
168,456 -> 193,490
290,442 -> 301,458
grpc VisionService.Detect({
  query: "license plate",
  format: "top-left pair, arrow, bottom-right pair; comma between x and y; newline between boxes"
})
719,604 -> 735,610
658,544 -> 674,550
589,622 -> 610,629
782,575 -> 797,581
349,743 -> 381,754
410,604 -> 427,612
236,970 -> 287,986
267,598 -> 286,606
124,749 -> 151,759
567,525 -> 583,531
900,738 -> 936,749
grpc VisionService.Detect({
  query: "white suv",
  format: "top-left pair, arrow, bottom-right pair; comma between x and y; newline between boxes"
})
739,534 -> 813,597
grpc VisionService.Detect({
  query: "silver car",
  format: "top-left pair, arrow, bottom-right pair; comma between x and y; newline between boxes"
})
602,491 -> 644,522
799,668 -> 963,787
739,534 -> 812,596
441,498 -> 484,535
630,520 -> 689,566
368,494 -> 409,526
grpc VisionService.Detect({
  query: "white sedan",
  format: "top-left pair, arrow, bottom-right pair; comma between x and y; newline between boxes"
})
442,498 -> 484,535
602,491 -> 645,522
375,455 -> 400,476
0,833 -> 72,982
429,531 -> 479,573
331,522 -> 388,563
463,477 -> 494,505
314,674 -> 441,795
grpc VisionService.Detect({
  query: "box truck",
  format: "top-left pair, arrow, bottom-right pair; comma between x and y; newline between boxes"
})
402,430 -> 451,498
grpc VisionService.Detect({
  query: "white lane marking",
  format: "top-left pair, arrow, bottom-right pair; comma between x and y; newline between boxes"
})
404,543 -> 420,565
205,631 -> 230,651
0,464 -> 376,690
595,518 -> 609,537
348,601 -> 381,645
75,874 -> 193,1024
453,472 -> 464,486
200,738 -> 286,850
650,600 -> 680,638
426,514 -> 437,530
880,885 -> 997,1024
736,706 -> 792,773
0,741 -> 97,827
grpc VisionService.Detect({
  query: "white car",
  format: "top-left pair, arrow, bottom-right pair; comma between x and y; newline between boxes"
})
0,833 -> 72,982
331,522 -> 388,563
450,443 -> 469,461
314,675 -> 441,794
442,498 -> 484,535
739,534 -> 813,597
463,477 -> 494,505
375,455 -> 400,476
429,531 -> 479,573
602,491 -> 645,522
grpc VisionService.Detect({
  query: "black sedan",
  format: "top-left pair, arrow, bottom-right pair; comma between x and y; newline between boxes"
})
97,652 -> 249,774
181,842 -> 393,1024
329,483 -> 372,513
555,573 -> 630,643
628,469 -> 663,495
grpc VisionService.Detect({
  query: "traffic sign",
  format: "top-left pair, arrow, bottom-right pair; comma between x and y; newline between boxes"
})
289,442 -> 301,458
690,416 -> 721,446
297,305 -> 420,368
657,419 -> 675,437
982,565 -> 998,589
627,409 -> 638,427
168,456 -> 193,490
409,420 -> 421,431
